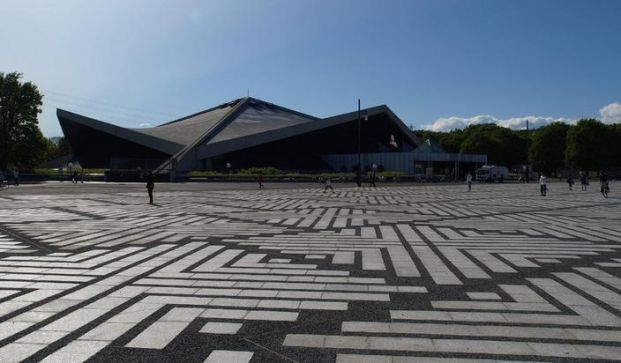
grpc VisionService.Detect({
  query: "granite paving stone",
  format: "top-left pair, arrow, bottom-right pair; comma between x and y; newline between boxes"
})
0,182 -> 619,362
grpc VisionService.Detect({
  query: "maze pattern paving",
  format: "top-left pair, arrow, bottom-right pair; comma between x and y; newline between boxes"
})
0,183 -> 620,362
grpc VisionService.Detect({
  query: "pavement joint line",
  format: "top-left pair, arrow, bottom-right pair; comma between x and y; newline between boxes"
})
242,337 -> 299,363
0,224 -> 54,253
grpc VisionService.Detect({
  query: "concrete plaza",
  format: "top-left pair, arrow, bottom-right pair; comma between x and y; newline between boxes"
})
0,181 -> 620,362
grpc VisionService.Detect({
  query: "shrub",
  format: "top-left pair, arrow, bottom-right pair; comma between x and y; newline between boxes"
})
186,170 -> 222,177
238,167 -> 280,175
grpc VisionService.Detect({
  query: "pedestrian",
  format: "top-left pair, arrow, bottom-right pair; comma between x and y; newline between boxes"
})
80,169 -> 84,183
369,173 -> 377,188
539,173 -> 547,196
72,170 -> 78,184
13,169 -> 19,186
257,171 -> 264,189
324,177 -> 334,193
146,170 -> 154,205
600,171 -> 609,198
466,172 -> 472,191
581,172 -> 588,191
0,171 -> 4,189
566,175 -> 573,191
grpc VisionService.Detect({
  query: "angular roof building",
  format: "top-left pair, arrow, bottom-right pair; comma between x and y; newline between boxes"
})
58,97 -> 486,175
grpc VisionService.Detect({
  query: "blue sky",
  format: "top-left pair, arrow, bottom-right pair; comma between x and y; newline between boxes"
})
2,0 -> 620,136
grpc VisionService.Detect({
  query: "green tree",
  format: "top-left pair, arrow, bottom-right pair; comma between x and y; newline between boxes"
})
0,72 -> 44,170
489,126 -> 528,165
459,124 -> 528,166
529,122 -> 570,174
565,118 -> 612,171
437,130 -> 465,153
609,123 -> 621,167
46,136 -> 72,160
460,126 -> 498,159
414,129 -> 465,153
14,128 -> 50,170
414,130 -> 442,145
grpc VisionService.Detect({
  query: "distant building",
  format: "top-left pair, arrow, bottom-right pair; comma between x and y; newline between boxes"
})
58,97 -> 486,176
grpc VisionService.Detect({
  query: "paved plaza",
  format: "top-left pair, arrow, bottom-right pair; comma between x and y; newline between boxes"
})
0,181 -> 620,362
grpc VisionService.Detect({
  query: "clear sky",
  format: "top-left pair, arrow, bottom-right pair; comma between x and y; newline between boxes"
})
2,0 -> 620,136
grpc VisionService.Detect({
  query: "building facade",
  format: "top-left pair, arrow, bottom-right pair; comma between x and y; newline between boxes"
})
58,97 -> 486,176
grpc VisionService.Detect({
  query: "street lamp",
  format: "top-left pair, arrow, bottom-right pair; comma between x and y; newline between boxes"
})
357,99 -> 361,187
356,99 -> 368,188
525,119 -> 530,183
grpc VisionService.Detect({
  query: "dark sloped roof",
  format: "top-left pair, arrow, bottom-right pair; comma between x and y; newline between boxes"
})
209,99 -> 317,144
57,109 -> 183,155
128,97 -> 317,147
131,101 -> 238,145
151,97 -> 320,172
193,105 -> 421,160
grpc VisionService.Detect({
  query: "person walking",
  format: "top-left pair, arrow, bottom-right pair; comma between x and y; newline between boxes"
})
369,173 -> 377,188
566,175 -> 573,191
539,173 -> 547,196
257,171 -> 264,189
13,169 -> 19,186
581,172 -> 588,191
146,171 -> 155,205
600,171 -> 609,198
466,172 -> 472,191
324,177 -> 334,193
72,169 -> 78,184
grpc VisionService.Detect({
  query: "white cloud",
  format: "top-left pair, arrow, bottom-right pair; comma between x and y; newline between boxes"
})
600,102 -> 621,124
423,115 -> 574,132
138,122 -> 153,128
423,101 -> 621,132
497,116 -> 576,130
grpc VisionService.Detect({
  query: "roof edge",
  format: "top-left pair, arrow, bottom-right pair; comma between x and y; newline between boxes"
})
56,109 -> 183,155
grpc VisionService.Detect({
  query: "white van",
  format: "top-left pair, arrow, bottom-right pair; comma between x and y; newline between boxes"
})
476,165 -> 508,182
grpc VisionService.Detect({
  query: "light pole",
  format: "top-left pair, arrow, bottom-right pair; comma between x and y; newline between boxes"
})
525,119 -> 530,182
357,99 -> 361,187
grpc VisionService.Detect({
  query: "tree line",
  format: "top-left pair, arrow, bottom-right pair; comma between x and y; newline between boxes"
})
415,119 -> 621,175
0,72 -> 72,171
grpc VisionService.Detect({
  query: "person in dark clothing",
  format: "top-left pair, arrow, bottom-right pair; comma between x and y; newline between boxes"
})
146,171 -> 155,205
600,171 -> 609,198
257,172 -> 264,188
580,172 -> 588,191
369,173 -> 377,188
566,175 -> 574,191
